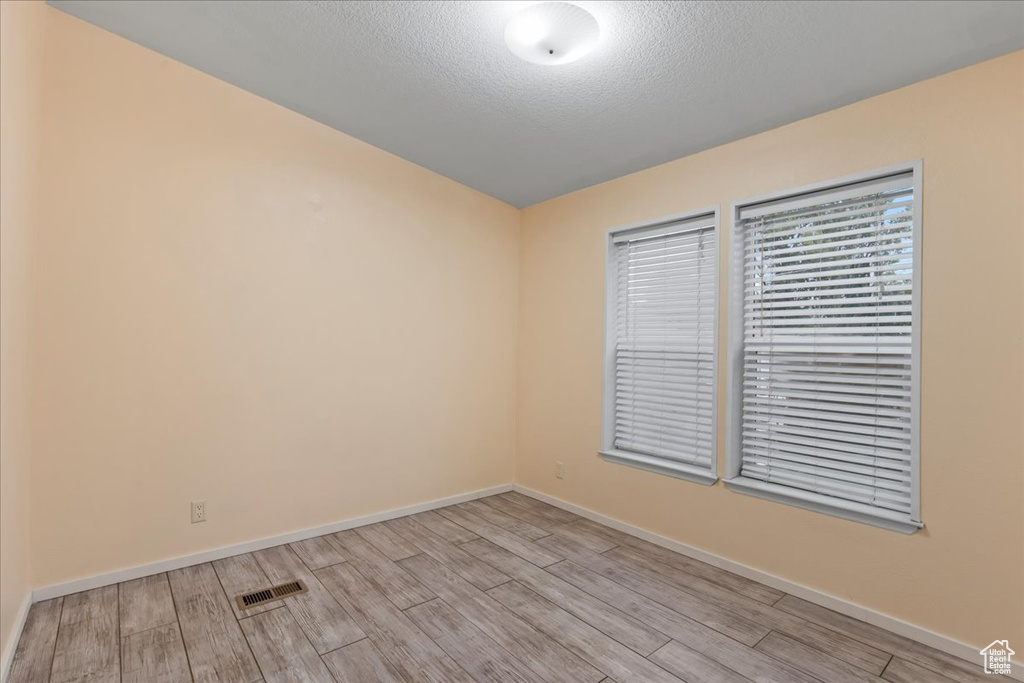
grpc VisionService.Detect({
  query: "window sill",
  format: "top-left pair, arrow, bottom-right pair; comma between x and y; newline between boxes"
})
598,449 -> 717,486
723,476 -> 923,534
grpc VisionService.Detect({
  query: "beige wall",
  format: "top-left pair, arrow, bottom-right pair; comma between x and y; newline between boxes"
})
29,10 -> 520,588
0,0 -> 46,658
517,52 -> 1024,648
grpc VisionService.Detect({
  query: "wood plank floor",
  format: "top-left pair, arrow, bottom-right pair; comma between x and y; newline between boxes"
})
8,492 -> 1001,683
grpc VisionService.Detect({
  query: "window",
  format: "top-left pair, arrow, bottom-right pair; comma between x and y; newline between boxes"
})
601,210 -> 718,485
726,164 -> 922,533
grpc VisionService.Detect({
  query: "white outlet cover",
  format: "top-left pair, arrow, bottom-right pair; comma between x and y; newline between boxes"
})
191,500 -> 207,524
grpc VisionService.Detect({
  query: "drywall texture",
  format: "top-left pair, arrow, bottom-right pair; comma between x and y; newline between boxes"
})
30,9 -> 519,588
517,52 -> 1024,649
0,0 -> 46,659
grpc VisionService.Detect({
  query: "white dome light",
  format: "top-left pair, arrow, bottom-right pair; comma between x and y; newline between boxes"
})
505,2 -> 601,66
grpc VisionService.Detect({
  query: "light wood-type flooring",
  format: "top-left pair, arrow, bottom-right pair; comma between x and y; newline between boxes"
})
8,492 -> 1000,683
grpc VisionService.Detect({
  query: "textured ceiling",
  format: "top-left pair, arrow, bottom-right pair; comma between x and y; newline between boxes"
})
48,1 -> 1024,207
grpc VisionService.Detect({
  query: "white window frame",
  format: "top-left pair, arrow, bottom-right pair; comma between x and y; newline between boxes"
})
725,162 -> 923,534
600,207 -> 721,485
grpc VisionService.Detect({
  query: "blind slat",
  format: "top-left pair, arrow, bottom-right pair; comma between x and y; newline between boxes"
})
744,216 -> 912,256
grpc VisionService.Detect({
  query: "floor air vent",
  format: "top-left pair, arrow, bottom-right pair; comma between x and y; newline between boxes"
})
235,580 -> 308,610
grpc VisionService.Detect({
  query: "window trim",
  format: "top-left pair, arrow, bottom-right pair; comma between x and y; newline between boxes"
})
600,206 -> 721,486
724,161 -> 924,533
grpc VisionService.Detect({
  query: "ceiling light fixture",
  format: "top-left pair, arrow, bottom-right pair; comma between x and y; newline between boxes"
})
505,2 -> 601,66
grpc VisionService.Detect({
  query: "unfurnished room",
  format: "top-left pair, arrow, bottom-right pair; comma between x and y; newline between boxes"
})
1,1 -> 1022,682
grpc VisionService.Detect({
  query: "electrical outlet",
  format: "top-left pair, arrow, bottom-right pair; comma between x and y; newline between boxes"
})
556,461 -> 565,479
191,500 -> 207,524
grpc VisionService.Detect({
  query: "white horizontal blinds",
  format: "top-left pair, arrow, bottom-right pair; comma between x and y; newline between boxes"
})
614,217 -> 716,471
739,172 -> 916,516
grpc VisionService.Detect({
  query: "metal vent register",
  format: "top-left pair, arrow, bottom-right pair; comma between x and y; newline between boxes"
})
235,580 -> 308,610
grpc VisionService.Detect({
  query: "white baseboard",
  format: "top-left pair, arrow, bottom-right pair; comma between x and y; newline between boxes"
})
30,483 -> 513,603
1,592 -> 32,683
513,484 -> 1023,682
